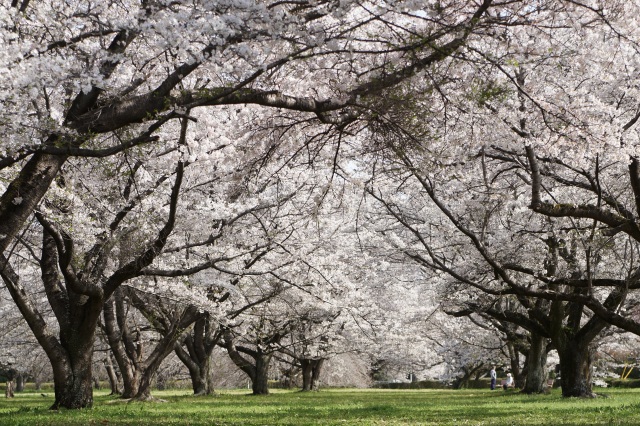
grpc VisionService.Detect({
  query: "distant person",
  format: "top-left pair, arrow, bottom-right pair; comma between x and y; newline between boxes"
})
490,366 -> 497,390
504,373 -> 513,390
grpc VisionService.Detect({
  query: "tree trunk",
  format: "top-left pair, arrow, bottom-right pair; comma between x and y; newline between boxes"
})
44,289 -> 104,410
133,370 -> 154,401
174,317 -> 218,397
208,365 -> 216,395
521,333 -> 547,394
105,356 -> 121,395
103,290 -> 142,399
130,306 -> 201,401
1,243 -> 97,409
5,380 -> 14,398
50,350 -> 95,409
515,363 -> 527,389
189,357 -> 211,396
176,342 -> 212,396
310,359 -> 324,391
221,330 -> 274,396
301,359 -> 324,391
120,369 -> 141,398
252,354 -> 271,395
557,342 -> 594,397
453,370 -> 472,389
133,352 -> 175,400
16,374 -> 25,392
301,360 -> 313,391
452,363 -> 484,389
507,342 -> 521,388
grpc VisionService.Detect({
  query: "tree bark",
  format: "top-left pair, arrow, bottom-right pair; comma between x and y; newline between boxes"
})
557,342 -> 595,397
521,333 -> 548,394
176,342 -> 212,395
301,360 -> 313,391
127,300 -> 201,401
132,343 -> 176,401
50,343 -> 96,409
134,371 -> 154,401
174,315 -> 220,396
301,359 -> 324,391
2,246 -> 102,409
16,374 -> 24,392
51,293 -> 103,409
103,291 -> 141,399
5,380 -> 14,398
311,358 -> 324,390
222,330 -> 274,396
191,361 -> 210,396
0,152 -> 66,254
252,354 -> 271,395
507,342 -> 522,388
105,355 -> 121,395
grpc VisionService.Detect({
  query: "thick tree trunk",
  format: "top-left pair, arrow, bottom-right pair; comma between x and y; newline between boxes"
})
50,349 -> 95,409
515,362 -> 527,389
222,331 -> 275,396
252,355 -> 271,395
546,285 -> 606,398
301,360 -> 313,391
174,317 -> 218,396
176,342 -> 212,396
133,350 -> 176,401
558,342 -> 594,398
121,371 -> 141,398
301,359 -> 324,391
189,357 -> 211,396
133,371 -> 154,401
521,333 -> 547,394
46,292 -> 103,409
1,240 -> 97,409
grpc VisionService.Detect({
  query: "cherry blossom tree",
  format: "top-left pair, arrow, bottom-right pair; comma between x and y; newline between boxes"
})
334,1 -> 640,399
103,284 -> 202,401
1,0 -> 552,408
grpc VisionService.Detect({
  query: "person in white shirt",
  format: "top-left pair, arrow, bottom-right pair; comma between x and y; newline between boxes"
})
504,373 -> 514,390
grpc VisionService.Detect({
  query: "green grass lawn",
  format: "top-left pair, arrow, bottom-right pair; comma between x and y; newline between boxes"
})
1,387 -> 639,425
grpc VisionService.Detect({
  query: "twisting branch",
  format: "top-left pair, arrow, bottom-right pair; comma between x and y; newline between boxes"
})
35,212 -> 102,298
526,146 -> 640,241
103,115 -> 189,297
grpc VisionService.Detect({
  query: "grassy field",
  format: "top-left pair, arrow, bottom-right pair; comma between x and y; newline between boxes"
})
1,387 -> 639,425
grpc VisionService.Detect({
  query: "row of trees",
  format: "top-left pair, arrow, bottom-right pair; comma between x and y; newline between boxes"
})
351,0 -> 640,397
3,0 -> 640,409
0,0 -> 497,408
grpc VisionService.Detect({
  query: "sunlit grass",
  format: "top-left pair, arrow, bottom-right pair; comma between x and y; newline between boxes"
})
1,387 -> 639,425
